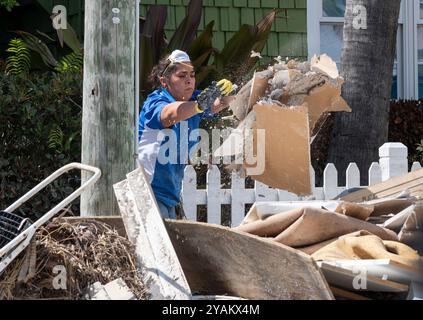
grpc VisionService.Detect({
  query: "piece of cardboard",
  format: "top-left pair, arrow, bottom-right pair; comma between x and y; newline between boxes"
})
248,71 -> 272,111
303,79 -> 351,134
215,103 -> 312,195
248,104 -> 311,195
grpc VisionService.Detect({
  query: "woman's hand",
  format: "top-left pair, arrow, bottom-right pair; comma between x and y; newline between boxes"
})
211,96 -> 236,114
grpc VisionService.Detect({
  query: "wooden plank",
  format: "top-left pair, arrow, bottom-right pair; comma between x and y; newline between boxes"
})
318,262 -> 409,293
322,259 -> 423,285
330,287 -> 371,300
113,167 -> 191,300
165,220 -> 334,300
341,169 -> 423,202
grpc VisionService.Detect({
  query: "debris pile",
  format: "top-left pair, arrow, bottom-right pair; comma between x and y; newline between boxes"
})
0,220 -> 147,300
235,171 -> 423,300
216,54 -> 351,195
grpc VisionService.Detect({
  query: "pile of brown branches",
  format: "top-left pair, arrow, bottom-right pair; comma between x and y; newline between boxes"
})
0,220 -> 148,300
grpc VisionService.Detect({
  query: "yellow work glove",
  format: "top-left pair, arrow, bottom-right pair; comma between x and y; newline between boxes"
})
196,79 -> 234,113
216,79 -> 234,96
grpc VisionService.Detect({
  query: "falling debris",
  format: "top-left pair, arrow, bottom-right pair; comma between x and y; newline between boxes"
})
215,54 -> 351,194
250,50 -> 263,59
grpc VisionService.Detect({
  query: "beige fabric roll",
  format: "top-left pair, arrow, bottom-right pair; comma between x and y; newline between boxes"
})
235,207 -> 398,248
312,235 -> 423,271
334,202 -> 374,221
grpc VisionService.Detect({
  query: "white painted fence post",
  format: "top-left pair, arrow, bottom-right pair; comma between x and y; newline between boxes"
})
323,163 -> 338,200
182,166 -> 198,221
411,162 -> 422,172
379,143 -> 408,181
368,162 -> 382,186
346,163 -> 360,189
207,165 -> 221,225
231,171 -> 246,227
181,143 -> 413,226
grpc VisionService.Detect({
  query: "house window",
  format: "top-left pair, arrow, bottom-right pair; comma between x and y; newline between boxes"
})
307,0 -> 409,99
320,24 -> 343,67
417,26 -> 423,97
323,0 -> 346,17
417,0 -> 423,98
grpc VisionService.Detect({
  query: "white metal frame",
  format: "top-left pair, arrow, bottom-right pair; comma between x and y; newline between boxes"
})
306,0 -> 422,99
0,163 -> 101,274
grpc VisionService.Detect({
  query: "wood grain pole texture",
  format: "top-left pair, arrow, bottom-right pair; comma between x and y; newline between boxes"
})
81,0 -> 136,216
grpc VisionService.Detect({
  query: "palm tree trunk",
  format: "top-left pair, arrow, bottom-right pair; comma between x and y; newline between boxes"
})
328,0 -> 401,186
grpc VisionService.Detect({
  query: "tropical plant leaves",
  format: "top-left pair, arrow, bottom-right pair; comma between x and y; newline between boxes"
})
138,1 -> 278,97
214,9 -> 279,78
188,21 -> 215,70
140,5 -> 167,65
53,18 -> 82,53
5,38 -> 31,75
15,31 -> 58,68
55,50 -> 84,74
168,0 -> 203,52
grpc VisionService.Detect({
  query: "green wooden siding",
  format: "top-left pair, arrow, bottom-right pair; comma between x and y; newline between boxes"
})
32,0 -> 307,59
140,0 -> 307,59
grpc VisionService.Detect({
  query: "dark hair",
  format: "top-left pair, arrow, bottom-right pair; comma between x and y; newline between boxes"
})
148,54 -> 178,89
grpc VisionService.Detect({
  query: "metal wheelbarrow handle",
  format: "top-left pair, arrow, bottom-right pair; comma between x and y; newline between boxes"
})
5,163 -> 101,224
0,163 -> 101,272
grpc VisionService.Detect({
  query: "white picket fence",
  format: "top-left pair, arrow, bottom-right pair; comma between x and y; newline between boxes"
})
181,143 -> 422,227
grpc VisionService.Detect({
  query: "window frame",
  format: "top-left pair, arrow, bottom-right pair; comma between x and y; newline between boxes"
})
414,0 -> 423,98
307,0 -> 409,99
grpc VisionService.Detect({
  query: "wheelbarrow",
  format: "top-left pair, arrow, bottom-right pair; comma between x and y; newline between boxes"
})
0,163 -> 101,274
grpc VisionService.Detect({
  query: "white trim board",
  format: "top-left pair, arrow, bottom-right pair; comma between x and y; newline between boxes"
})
321,259 -> 423,285
318,262 -> 409,293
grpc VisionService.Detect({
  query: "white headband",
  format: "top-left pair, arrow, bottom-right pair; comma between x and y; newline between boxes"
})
162,50 -> 193,76
168,50 -> 191,63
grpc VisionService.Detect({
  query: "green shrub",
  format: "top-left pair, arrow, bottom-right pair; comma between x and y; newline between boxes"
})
0,0 -> 19,11
415,140 -> 423,164
0,71 -> 82,219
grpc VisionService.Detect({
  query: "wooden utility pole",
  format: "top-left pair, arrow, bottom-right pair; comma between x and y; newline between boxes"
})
81,0 -> 136,216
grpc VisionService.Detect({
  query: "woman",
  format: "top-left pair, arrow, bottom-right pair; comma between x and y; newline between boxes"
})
138,50 -> 234,219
